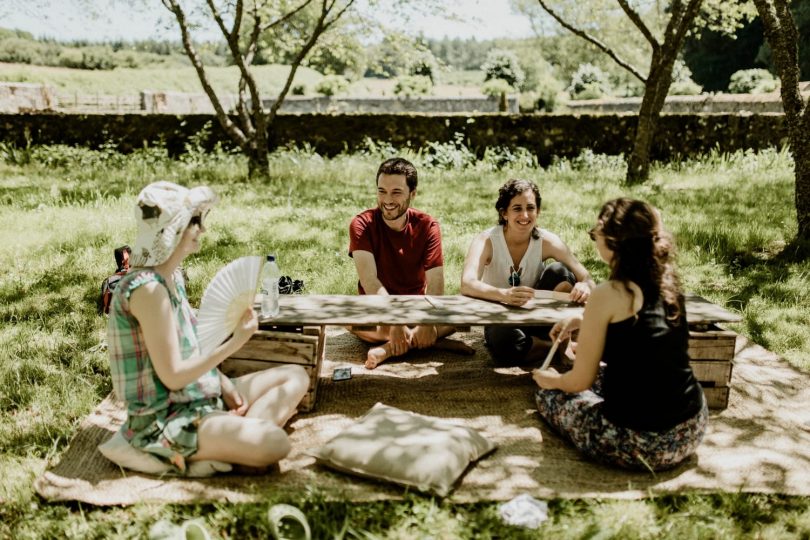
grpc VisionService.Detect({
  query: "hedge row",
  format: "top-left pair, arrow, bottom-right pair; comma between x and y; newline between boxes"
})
0,113 -> 788,164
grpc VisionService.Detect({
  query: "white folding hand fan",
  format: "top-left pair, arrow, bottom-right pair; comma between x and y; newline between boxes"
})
196,255 -> 263,357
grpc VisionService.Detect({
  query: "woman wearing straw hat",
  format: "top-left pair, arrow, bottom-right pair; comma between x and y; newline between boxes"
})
533,198 -> 707,471
105,181 -> 309,474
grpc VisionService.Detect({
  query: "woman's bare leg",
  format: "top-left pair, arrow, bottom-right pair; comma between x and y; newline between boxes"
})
232,365 -> 309,426
191,413 -> 291,467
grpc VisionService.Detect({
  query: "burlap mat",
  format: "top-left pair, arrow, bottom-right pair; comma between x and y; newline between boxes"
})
35,328 -> 810,506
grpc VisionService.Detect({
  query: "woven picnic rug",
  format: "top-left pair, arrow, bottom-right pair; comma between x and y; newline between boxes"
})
35,328 -> 810,506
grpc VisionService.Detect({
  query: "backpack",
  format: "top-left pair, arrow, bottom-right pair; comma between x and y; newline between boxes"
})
97,245 -> 131,315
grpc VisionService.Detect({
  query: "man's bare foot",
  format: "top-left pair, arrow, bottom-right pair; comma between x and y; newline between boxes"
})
365,341 -> 411,369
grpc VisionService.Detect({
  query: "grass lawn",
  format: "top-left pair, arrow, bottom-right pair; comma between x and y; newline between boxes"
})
0,62 -> 323,98
0,142 -> 809,538
0,62 -> 487,100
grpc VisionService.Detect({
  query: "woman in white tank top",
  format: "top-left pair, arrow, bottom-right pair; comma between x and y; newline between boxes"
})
460,179 -> 595,366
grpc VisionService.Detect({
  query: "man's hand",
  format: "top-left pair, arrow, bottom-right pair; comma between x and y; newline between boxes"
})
388,325 -> 411,357
410,324 -> 438,349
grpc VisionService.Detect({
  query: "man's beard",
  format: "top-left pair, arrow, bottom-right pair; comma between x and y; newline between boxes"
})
380,201 -> 409,221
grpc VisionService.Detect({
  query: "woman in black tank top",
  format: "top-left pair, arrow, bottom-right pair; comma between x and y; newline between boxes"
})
531,198 -> 707,471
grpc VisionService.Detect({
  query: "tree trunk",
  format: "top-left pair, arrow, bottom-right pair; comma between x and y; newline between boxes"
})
246,128 -> 270,178
626,56 -> 674,184
752,0 -> 810,248
790,115 -> 810,240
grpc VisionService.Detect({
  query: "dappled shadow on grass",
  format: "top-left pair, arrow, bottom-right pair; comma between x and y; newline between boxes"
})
0,268 -> 98,324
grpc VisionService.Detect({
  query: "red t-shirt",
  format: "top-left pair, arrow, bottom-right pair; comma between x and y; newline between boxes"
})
348,208 -> 443,295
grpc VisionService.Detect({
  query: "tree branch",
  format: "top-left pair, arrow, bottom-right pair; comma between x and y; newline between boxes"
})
259,0 -> 316,32
665,0 -> 703,62
266,0 -> 356,121
161,0 -> 248,149
204,0 -> 264,139
615,0 -> 659,50
536,0 -> 646,82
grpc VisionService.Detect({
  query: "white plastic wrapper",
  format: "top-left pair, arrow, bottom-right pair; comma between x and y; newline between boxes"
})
498,494 -> 549,529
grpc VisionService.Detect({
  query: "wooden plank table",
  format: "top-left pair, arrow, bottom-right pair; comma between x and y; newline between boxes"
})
249,293 -> 742,410
260,293 -> 741,327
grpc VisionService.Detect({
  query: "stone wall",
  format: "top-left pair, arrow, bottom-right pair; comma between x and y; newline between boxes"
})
274,95 -> 519,114
0,83 -> 56,113
0,112 -> 789,164
563,92 -> 810,114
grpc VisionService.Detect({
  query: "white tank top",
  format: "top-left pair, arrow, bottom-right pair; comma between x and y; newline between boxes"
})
481,226 -> 544,288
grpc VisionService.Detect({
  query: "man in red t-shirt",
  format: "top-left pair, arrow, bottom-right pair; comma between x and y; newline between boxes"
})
349,157 -> 463,368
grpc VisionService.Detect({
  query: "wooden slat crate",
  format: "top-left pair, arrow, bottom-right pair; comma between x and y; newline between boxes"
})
688,325 -> 737,409
221,325 -> 326,412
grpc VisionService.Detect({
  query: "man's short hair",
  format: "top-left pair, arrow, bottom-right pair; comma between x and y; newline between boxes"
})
376,157 -> 418,192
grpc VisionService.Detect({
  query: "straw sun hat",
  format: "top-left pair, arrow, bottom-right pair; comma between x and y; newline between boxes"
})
131,181 -> 218,267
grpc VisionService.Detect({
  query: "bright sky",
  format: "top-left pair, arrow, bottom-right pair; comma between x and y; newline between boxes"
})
0,0 -> 536,42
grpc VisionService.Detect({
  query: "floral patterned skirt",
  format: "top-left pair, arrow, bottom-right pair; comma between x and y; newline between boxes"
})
123,397 -> 224,474
535,377 -> 707,472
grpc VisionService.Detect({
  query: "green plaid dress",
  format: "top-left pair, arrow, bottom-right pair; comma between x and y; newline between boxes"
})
107,268 -> 223,473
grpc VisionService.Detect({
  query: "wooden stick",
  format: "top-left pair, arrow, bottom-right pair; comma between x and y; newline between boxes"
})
539,335 -> 562,371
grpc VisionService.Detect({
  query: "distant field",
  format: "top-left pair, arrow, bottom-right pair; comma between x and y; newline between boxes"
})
0,62 -> 485,98
0,62 -> 323,97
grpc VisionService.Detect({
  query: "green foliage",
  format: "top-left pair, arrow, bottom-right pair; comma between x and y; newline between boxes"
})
522,75 -> 564,112
481,78 -> 514,98
728,68 -> 778,94
669,60 -> 703,96
291,83 -> 307,96
0,30 -> 203,70
393,75 -> 433,97
408,49 -> 442,85
304,32 -> 368,82
481,49 -> 525,89
420,132 -> 477,169
314,74 -> 349,97
366,33 -> 439,80
567,62 -> 610,99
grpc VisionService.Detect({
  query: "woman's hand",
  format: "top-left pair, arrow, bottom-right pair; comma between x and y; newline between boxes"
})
549,315 -> 581,342
219,372 -> 248,416
232,307 -> 258,348
502,286 -> 535,307
532,367 -> 561,389
569,281 -> 592,304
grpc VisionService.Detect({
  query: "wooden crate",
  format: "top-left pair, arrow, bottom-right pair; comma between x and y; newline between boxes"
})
221,325 -> 326,412
687,325 -> 737,409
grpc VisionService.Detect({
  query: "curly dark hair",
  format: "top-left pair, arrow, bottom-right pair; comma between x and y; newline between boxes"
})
376,157 -> 418,191
495,178 -> 542,240
596,198 -> 683,323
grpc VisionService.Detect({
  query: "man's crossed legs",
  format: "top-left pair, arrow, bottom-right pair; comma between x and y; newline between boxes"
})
350,324 -> 471,369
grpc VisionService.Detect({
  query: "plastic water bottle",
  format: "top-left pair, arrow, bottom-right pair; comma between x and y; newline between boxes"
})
260,254 -> 281,319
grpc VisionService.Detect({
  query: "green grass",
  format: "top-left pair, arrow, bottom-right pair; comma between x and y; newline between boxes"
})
0,62 -> 323,96
0,62 -> 489,99
1,143 -> 809,537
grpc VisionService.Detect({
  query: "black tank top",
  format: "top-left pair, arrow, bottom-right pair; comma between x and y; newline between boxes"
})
601,295 -> 704,432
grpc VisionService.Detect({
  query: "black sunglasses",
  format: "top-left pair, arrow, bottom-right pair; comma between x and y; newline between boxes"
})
508,265 -> 522,287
